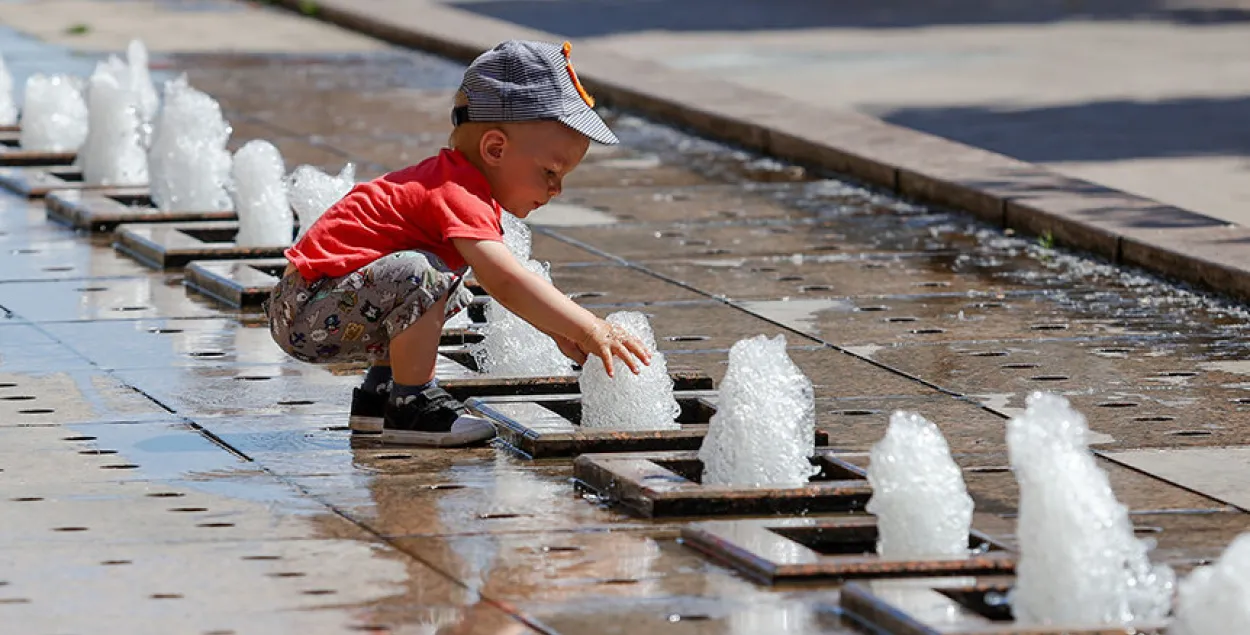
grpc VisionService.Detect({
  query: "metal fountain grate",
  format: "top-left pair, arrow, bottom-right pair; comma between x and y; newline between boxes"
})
572,448 -> 870,517
469,388 -> 812,459
680,516 -> 1014,584
46,188 -> 234,232
839,577 -> 1166,635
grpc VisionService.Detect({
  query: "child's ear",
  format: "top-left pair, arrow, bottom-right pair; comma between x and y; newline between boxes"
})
479,129 -> 508,166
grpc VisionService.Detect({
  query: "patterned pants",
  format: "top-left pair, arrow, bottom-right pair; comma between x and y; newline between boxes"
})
265,250 -> 475,364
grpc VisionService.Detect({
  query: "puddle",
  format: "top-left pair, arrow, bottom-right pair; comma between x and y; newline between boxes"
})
527,203 -> 619,227
735,298 -> 856,335
1199,361 -> 1250,376
843,344 -> 884,359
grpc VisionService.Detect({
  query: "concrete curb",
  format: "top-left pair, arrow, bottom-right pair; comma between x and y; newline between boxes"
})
272,0 -> 1250,301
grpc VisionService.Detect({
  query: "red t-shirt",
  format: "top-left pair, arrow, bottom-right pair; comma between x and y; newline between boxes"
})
285,148 -> 503,281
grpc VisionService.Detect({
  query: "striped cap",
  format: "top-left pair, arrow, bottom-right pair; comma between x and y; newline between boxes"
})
454,40 -> 619,145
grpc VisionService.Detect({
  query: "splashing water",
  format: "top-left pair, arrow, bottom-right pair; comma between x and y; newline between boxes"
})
501,211 -> 532,260
230,140 -> 292,247
468,258 -> 574,377
1007,392 -> 1174,625
80,58 -> 148,186
1172,533 -> 1250,634
579,311 -> 680,431
866,411 -> 973,558
18,75 -> 87,152
0,54 -> 16,126
287,163 -> 355,239
126,39 -> 159,124
147,76 -> 232,212
699,335 -> 818,487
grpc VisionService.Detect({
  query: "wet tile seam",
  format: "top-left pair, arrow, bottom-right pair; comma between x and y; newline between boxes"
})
278,480 -> 564,635
1095,452 -> 1250,514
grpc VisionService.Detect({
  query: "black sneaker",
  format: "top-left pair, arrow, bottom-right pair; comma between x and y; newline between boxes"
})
380,385 -> 496,447
349,387 -> 386,435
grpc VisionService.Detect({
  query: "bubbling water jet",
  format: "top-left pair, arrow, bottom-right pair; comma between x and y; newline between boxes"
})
1007,391 -> 1173,625
1172,532 -> 1250,635
866,411 -> 973,558
230,140 -> 292,247
0,54 -> 17,126
579,311 -> 680,431
699,335 -> 818,487
147,76 -> 232,212
468,257 -> 574,377
287,162 -> 355,239
80,58 -> 148,186
18,75 -> 88,152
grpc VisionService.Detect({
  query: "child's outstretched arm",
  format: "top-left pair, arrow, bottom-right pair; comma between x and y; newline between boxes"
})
454,238 -> 651,376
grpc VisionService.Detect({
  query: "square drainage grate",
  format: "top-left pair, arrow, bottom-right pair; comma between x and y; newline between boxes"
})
680,516 -> 1014,584
572,448 -> 870,517
839,577 -> 1166,634
0,131 -> 76,167
468,387 -> 809,459
0,165 -> 94,198
113,221 -> 294,269
46,188 -> 234,232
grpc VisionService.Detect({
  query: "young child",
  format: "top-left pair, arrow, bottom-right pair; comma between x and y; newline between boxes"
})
266,40 -> 652,447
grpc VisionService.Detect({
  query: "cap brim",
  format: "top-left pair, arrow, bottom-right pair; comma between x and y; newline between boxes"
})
559,109 -> 619,145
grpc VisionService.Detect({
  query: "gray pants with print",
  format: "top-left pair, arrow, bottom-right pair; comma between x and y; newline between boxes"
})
265,250 -> 474,364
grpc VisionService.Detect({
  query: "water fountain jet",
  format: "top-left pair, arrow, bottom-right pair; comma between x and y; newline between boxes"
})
866,411 -> 973,559
230,140 -> 292,247
1007,391 -> 1174,625
1172,532 -> 1250,634
287,162 -> 355,239
17,75 -> 87,152
0,54 -> 17,126
579,311 -> 680,431
468,257 -> 574,376
147,76 -> 232,212
698,334 -> 818,487
79,58 -> 148,186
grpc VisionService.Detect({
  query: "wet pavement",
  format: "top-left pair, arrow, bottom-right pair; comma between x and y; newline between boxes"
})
2,3 -> 1250,633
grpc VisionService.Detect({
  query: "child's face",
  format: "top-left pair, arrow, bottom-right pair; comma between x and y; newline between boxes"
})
482,121 -> 590,217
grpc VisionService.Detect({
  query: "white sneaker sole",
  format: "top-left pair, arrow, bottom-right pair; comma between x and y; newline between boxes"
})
349,415 -> 383,435
379,414 -> 497,447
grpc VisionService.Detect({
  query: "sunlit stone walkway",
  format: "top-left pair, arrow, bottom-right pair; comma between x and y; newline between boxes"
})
1,2 -> 1248,633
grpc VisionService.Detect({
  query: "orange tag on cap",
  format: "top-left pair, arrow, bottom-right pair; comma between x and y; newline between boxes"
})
562,41 -> 595,108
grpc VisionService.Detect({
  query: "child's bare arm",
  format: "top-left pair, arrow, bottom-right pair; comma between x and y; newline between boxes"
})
454,238 -> 650,376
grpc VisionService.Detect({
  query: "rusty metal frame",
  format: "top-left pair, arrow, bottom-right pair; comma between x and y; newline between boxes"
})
839,577 -> 1166,634
681,516 -> 1015,584
0,165 -> 94,198
0,130 -> 76,167
572,448 -> 871,517
46,188 -> 234,232
112,221 -> 290,269
469,388 -> 811,459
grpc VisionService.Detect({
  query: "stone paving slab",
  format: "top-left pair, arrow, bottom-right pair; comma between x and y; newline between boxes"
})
115,363 -> 359,418
3,3 -> 1250,631
864,335 -> 1250,397
0,369 -> 170,425
661,347 -> 940,400
295,466 -> 658,538
0,236 -> 152,282
1103,447 -> 1250,514
557,183 -> 808,225
38,318 -> 287,370
528,596 -> 862,635
0,275 -> 224,322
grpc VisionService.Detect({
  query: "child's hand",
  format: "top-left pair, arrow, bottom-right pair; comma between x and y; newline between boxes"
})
576,319 -> 652,377
552,333 -> 588,365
